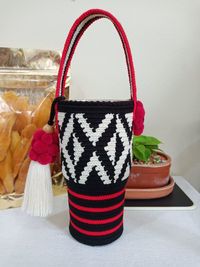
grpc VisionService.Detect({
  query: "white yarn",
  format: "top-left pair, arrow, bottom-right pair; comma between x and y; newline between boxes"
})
22,161 -> 53,217
113,115 -> 130,182
78,151 -> 110,184
105,132 -> 116,166
61,115 -> 76,179
73,133 -> 84,165
76,113 -> 113,144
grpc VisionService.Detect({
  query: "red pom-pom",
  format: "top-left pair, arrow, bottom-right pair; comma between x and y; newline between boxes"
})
41,133 -> 53,145
32,140 -> 48,154
33,129 -> 45,140
48,144 -> 59,157
29,127 -> 59,165
37,153 -> 53,165
133,100 -> 145,136
29,150 -> 38,161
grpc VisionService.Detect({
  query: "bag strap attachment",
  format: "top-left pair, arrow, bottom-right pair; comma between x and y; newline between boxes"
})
56,9 -> 137,112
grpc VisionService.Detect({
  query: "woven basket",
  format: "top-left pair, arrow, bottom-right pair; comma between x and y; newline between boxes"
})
56,9 -> 138,246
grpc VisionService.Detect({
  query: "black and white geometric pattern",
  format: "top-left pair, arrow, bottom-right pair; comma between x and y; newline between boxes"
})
58,111 -> 132,185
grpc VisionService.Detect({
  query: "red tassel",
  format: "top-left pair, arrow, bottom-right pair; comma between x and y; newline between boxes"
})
22,124 -> 59,217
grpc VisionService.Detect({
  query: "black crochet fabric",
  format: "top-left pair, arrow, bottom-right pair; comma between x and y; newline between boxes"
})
67,179 -> 126,246
58,100 -> 133,246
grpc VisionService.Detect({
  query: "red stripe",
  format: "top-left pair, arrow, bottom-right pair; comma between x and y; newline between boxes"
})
68,198 -> 124,213
68,188 -> 125,201
70,209 -> 123,225
70,219 -> 123,236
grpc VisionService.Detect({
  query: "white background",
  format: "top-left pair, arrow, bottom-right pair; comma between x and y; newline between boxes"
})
0,0 -> 200,190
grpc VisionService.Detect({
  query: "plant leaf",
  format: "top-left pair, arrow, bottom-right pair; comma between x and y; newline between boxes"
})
133,135 -> 161,146
144,147 -> 151,162
145,145 -> 159,150
133,144 -> 146,161
133,135 -> 147,145
145,136 -> 161,145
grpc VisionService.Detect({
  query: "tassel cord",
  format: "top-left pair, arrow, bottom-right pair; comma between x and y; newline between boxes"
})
48,96 -> 65,126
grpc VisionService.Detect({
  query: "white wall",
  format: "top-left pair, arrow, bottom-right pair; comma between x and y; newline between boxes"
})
1,0 -> 200,190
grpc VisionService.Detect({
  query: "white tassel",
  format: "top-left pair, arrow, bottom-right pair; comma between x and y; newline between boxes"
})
22,160 -> 53,217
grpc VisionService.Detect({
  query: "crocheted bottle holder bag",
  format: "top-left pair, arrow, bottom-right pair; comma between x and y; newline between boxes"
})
55,9 -> 137,246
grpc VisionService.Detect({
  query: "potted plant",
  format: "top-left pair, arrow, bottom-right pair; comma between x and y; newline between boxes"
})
126,135 -> 171,189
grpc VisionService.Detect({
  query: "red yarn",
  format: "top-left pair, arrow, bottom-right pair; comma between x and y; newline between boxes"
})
133,101 -> 145,136
38,153 -> 53,165
32,140 -> 48,154
52,132 -> 59,144
48,144 -> 59,157
33,129 -> 44,140
41,133 -> 53,145
29,128 -> 59,165
29,150 -> 38,162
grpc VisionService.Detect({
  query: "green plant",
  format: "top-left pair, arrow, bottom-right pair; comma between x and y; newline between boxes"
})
132,135 -> 162,162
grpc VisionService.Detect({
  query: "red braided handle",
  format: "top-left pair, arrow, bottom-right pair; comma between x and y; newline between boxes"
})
56,9 -> 138,111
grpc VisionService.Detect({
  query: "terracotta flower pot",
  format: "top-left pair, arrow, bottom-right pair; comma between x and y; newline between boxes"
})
126,152 -> 171,189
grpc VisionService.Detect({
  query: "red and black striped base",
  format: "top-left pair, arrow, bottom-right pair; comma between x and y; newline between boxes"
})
67,180 -> 126,246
